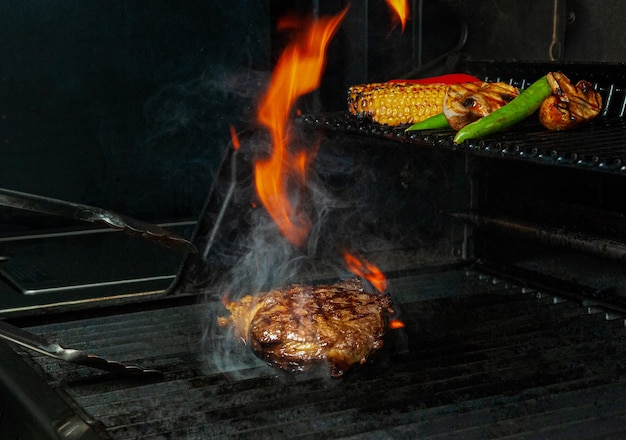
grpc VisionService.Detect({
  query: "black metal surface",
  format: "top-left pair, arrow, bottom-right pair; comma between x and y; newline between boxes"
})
0,338 -> 105,440
6,266 -> 626,439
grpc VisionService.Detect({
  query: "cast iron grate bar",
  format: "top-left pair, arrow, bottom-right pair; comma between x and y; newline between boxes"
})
13,267 -> 626,439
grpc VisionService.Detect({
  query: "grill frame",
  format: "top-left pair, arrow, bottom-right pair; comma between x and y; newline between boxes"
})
3,60 -> 626,439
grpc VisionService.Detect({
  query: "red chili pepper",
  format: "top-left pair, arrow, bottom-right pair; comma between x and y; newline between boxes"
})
387,73 -> 481,84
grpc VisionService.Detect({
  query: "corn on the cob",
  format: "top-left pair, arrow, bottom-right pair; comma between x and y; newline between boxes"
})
348,82 -> 448,126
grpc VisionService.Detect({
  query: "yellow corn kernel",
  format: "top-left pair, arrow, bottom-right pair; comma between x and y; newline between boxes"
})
347,82 -> 448,126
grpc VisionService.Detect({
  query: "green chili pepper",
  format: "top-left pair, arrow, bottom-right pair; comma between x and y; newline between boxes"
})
453,75 -> 552,144
405,113 -> 450,132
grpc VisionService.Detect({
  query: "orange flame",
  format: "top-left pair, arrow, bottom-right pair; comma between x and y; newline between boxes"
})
389,319 -> 406,329
229,125 -> 240,151
254,9 -> 347,246
385,0 -> 409,31
343,251 -> 388,293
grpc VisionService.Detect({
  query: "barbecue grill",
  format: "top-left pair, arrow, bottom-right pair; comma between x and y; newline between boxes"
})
3,2 -> 626,439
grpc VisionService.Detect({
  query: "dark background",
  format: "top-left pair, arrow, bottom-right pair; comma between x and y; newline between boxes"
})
0,0 -> 623,232
0,1 -> 270,231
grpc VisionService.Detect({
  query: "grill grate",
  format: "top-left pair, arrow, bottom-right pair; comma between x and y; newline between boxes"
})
298,114 -> 626,175
16,266 -> 626,439
298,61 -> 626,176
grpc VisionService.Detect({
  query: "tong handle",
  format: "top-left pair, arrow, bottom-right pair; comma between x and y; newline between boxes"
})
0,319 -> 161,376
0,187 -> 196,253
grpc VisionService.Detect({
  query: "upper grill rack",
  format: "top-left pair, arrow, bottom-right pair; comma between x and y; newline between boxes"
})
299,62 -> 626,175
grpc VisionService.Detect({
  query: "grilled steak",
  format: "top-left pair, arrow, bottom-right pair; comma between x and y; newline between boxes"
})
217,278 -> 393,377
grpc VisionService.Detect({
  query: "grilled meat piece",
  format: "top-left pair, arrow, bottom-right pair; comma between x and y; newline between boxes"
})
218,278 -> 393,377
443,82 -> 519,131
539,71 -> 603,131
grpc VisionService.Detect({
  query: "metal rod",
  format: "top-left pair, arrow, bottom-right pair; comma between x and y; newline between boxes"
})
0,187 -> 196,253
0,319 -> 161,376
450,211 -> 626,262
203,148 -> 239,261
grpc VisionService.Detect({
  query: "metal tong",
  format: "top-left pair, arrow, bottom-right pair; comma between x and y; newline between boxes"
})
0,319 -> 161,376
0,187 -> 197,253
